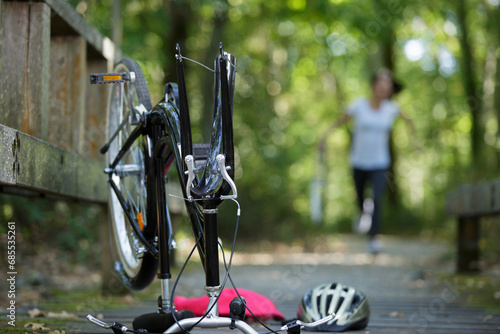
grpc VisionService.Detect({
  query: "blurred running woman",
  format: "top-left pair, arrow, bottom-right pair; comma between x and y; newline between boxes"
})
319,69 -> 416,254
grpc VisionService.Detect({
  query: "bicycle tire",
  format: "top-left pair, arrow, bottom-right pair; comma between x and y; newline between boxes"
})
107,58 -> 158,290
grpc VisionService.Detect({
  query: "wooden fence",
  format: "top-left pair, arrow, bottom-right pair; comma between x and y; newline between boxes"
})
0,0 -> 120,201
0,0 -> 125,293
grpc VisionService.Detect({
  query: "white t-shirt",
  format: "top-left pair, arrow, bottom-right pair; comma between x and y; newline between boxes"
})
346,98 -> 400,170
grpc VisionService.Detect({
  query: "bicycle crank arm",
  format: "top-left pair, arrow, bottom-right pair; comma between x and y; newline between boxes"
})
99,109 -> 131,154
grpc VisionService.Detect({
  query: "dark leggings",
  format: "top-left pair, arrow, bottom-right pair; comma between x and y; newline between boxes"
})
352,168 -> 387,238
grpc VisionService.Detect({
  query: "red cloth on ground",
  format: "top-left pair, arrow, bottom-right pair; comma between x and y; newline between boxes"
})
174,288 -> 284,322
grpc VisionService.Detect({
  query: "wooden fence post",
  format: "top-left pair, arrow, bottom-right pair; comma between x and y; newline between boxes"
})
457,216 -> 481,272
0,1 -> 50,139
49,36 -> 87,154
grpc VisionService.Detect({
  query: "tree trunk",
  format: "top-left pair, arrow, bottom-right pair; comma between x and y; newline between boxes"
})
200,3 -> 228,142
163,0 -> 191,81
112,0 -> 122,50
370,0 -> 399,206
485,2 -> 500,167
457,0 -> 482,168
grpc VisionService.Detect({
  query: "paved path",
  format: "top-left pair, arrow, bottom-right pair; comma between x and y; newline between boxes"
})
6,235 -> 500,333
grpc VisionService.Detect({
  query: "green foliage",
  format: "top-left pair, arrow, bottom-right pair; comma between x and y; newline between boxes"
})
63,1 -> 500,246
0,194 -> 103,266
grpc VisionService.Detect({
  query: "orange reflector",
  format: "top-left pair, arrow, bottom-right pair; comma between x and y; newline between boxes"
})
137,212 -> 144,231
103,75 -> 122,81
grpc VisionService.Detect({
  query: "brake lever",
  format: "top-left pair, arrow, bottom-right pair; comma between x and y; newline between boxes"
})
184,155 -> 196,201
87,314 -> 112,329
86,314 -> 130,334
217,154 -> 237,200
280,314 -> 336,333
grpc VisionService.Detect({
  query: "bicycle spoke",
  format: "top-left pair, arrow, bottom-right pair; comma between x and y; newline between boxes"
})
105,58 -> 156,289
123,183 -> 139,214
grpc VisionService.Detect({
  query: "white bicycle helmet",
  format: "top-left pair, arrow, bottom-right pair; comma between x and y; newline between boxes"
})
297,282 -> 370,332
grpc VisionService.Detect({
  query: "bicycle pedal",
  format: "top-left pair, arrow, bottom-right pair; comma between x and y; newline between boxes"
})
90,72 -> 133,84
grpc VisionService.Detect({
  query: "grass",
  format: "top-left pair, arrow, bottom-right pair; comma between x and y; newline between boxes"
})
1,315 -> 88,334
0,256 -> 206,334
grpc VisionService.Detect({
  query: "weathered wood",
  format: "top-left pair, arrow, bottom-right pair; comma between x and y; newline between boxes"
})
30,1 -> 51,140
446,179 -> 500,273
0,1 -> 50,139
457,216 -> 480,272
6,0 -> 121,62
0,123 -> 107,203
48,36 -> 87,154
84,60 -> 109,161
0,124 -> 17,186
491,179 -> 500,212
1,0 -> 117,157
44,0 -> 119,61
446,179 -> 500,217
0,0 -> 123,296
1,2 -> 30,133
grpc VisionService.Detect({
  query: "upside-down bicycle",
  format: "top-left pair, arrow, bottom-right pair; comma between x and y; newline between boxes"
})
86,44 -> 335,334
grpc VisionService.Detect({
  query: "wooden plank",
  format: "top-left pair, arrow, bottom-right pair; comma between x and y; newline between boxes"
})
28,1 -> 51,140
0,2 -> 30,134
75,153 -> 108,202
16,131 -> 75,196
48,36 -> 87,153
0,124 -> 107,203
0,1 -> 50,139
491,179 -> 500,212
43,0 -> 120,61
84,60 -> 109,161
446,179 -> 500,217
3,0 -> 118,61
0,124 -> 17,186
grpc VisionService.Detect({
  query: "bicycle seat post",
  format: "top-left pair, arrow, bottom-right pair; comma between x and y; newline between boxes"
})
202,200 -> 221,317
164,45 -> 257,334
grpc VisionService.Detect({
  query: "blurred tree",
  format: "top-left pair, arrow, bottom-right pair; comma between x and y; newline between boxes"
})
456,0 -> 482,167
64,0 -> 500,242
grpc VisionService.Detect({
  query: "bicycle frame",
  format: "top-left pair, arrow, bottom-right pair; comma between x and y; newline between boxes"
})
89,45 -> 338,334
104,45 -> 237,308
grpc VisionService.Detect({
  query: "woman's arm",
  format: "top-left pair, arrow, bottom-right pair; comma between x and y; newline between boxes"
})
318,113 -> 351,152
398,111 -> 421,150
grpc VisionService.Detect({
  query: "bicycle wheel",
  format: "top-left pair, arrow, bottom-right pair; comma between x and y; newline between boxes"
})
107,58 -> 158,290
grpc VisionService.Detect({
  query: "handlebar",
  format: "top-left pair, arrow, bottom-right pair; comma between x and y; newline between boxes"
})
87,312 -> 337,334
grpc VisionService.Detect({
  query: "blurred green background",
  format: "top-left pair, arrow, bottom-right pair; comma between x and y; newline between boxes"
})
1,0 -> 500,267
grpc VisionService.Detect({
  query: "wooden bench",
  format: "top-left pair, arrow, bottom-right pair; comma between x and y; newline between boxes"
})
446,179 -> 500,272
